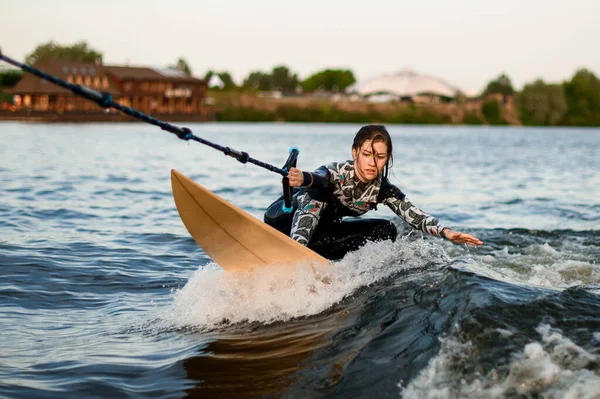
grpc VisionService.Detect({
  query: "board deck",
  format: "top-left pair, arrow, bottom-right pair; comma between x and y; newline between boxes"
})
171,169 -> 329,271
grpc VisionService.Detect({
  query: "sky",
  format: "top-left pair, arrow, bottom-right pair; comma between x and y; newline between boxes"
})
1,0 -> 598,93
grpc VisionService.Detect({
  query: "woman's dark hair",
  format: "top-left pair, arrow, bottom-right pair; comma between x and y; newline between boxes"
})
352,125 -> 394,179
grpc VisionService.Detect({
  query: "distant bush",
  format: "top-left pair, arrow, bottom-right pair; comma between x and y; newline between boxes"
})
461,112 -> 484,125
216,103 -> 453,124
216,107 -> 273,122
385,107 -> 451,124
482,100 -> 507,125
0,91 -> 13,103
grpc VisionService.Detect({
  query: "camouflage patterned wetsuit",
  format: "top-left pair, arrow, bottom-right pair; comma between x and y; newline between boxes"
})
264,160 -> 447,259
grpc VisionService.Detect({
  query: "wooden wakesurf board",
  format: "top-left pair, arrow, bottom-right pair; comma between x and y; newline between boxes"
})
171,169 -> 329,271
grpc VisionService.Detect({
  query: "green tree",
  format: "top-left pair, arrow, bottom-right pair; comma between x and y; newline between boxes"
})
562,68 -> 600,126
173,57 -> 192,75
243,71 -> 272,90
518,79 -> 567,126
271,66 -> 299,93
243,66 -> 299,92
25,41 -> 103,65
0,70 -> 23,87
301,69 -> 356,92
205,70 -> 237,90
217,72 -> 236,90
484,73 -> 514,96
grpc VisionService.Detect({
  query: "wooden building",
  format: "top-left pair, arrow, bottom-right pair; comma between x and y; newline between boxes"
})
6,61 -> 210,120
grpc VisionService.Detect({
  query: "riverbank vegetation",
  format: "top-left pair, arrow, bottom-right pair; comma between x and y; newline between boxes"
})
1,41 -> 599,126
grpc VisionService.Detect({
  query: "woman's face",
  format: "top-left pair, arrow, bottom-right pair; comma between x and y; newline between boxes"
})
352,140 -> 389,182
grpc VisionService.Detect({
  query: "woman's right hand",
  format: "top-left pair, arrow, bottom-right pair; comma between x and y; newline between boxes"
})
442,229 -> 483,246
287,167 -> 304,187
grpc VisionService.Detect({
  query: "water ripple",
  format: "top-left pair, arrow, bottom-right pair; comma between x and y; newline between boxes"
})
0,123 -> 599,398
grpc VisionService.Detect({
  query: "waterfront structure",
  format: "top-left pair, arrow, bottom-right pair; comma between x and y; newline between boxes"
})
5,61 -> 210,120
347,68 -> 463,103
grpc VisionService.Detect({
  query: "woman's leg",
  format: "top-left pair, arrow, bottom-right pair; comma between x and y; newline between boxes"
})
308,218 -> 397,260
264,196 -> 294,235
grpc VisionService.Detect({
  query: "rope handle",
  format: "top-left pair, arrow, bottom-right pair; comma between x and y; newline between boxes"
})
281,148 -> 299,213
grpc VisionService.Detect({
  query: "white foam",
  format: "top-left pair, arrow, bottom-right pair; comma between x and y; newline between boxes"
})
400,324 -> 600,399
527,242 -> 561,257
495,328 -> 514,338
161,237 -> 446,331
467,241 -> 600,290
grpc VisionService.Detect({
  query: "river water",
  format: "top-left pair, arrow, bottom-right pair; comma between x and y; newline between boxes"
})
1,122 -> 599,398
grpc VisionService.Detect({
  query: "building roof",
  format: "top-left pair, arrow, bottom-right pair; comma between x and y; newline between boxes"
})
7,61 -> 204,95
7,61 -> 118,95
348,68 -> 462,98
104,66 -> 200,82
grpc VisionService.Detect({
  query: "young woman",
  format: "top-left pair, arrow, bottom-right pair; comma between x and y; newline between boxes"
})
264,125 -> 483,260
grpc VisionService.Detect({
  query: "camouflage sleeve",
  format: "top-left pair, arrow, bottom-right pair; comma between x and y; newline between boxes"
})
290,192 -> 327,246
383,196 -> 447,237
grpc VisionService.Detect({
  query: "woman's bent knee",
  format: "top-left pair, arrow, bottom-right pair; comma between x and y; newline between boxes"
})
373,220 -> 397,242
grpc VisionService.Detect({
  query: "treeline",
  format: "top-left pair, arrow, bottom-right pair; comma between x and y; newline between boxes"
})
1,40 -> 600,126
6,41 -> 357,93
209,68 -> 600,127
482,72 -> 600,127
205,66 -> 356,93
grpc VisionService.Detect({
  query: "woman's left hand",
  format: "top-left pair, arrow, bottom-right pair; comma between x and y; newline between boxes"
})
442,229 -> 483,246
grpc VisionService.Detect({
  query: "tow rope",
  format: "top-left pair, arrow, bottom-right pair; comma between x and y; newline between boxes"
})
0,49 -> 299,212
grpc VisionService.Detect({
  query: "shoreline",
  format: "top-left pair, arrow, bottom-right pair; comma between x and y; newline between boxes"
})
0,109 -> 215,123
